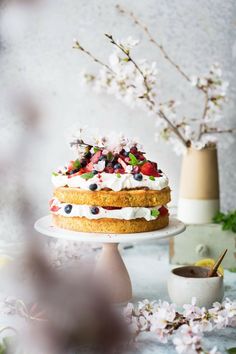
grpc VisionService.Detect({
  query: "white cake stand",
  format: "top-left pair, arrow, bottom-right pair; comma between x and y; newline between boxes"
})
34,216 -> 185,303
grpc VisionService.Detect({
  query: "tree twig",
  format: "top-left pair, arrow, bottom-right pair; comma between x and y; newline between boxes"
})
116,4 -> 191,83
105,33 -> 189,147
73,40 -> 114,73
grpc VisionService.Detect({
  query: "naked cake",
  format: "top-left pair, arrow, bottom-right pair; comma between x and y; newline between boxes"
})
50,136 -> 171,233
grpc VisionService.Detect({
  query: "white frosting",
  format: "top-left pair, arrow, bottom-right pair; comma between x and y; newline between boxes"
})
52,172 -> 169,192
51,198 -> 162,221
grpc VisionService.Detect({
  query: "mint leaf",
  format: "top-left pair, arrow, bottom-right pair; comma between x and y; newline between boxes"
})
52,172 -> 58,176
213,210 -> 236,233
107,151 -> 114,161
151,209 -> 160,218
149,176 -> 155,181
116,173 -> 121,178
227,348 -> 236,354
73,159 -> 81,169
129,153 -> 139,166
80,172 -> 94,180
229,268 -> 236,273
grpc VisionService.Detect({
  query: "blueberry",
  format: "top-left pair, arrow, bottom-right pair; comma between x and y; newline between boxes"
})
92,170 -> 98,175
64,204 -> 72,214
90,206 -> 99,215
114,163 -> 122,169
133,173 -> 143,181
98,156 -> 106,162
89,183 -> 98,191
123,151 -> 129,157
80,159 -> 87,167
158,169 -> 163,173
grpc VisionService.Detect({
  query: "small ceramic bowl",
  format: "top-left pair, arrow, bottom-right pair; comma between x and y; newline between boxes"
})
167,266 -> 224,308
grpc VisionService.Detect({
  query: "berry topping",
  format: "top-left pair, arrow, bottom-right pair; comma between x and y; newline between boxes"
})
89,183 -> 98,191
90,206 -> 99,215
140,162 -> 160,177
91,150 -> 102,163
133,173 -> 143,181
114,168 -> 125,174
114,163 -> 122,170
122,150 -> 129,157
105,166 -> 114,174
64,204 -> 72,214
132,166 -> 140,174
86,161 -> 94,172
50,205 -> 60,212
159,206 -> 169,216
92,170 -> 98,175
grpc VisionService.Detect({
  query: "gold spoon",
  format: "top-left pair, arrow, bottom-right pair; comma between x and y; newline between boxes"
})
208,249 -> 228,277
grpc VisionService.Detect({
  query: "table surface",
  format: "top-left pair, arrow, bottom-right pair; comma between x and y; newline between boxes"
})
0,240 -> 235,353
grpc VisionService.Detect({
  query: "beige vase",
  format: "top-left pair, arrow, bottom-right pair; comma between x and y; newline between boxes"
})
177,146 -> 220,224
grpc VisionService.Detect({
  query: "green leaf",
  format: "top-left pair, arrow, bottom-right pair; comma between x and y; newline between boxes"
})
129,153 -> 139,166
213,210 -> 236,233
149,176 -> 155,181
227,348 -> 236,354
52,172 -> 58,176
73,159 -> 81,169
93,147 -> 100,153
107,152 -> 113,161
116,173 -> 121,178
229,268 -> 236,273
80,172 -> 94,180
151,209 -> 160,218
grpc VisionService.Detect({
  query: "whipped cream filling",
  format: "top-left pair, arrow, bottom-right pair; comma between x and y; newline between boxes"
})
52,172 -> 169,192
50,198 -> 163,221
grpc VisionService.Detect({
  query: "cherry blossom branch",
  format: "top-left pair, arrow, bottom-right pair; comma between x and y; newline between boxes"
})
105,33 -> 189,147
116,4 -> 211,136
203,127 -> 236,134
73,40 -> 114,73
116,4 -> 191,83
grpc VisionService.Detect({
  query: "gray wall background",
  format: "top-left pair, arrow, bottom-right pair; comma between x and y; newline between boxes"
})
0,0 -> 236,240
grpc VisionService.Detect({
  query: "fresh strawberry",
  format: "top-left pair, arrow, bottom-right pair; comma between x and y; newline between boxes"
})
118,158 -> 127,170
140,162 -> 160,177
124,157 -> 130,164
91,151 -> 102,163
67,160 -> 75,172
68,168 -> 87,178
132,166 -> 140,174
50,205 -> 60,212
159,206 -> 169,216
86,162 -> 94,172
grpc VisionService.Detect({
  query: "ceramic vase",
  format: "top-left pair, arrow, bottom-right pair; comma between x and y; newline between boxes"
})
177,145 -> 220,224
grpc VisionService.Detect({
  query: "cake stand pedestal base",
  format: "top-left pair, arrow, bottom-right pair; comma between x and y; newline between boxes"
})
95,243 -> 132,303
34,216 -> 185,304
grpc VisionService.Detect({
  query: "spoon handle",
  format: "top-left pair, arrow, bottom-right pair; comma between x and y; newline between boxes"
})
208,249 -> 227,277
